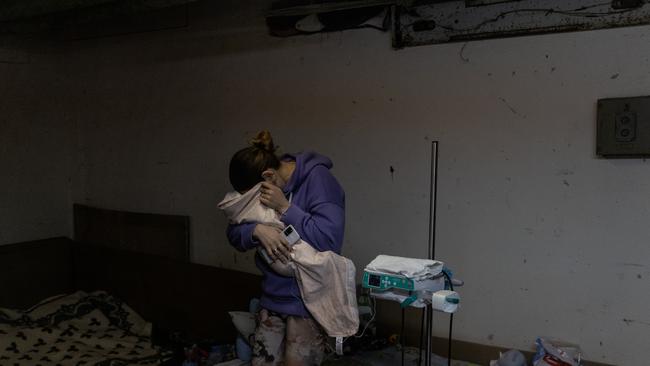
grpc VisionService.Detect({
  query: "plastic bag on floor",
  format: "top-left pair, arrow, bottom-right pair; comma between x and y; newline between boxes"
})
533,337 -> 581,366
489,349 -> 526,366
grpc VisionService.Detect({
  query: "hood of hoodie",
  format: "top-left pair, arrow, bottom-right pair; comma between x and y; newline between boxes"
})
280,151 -> 333,194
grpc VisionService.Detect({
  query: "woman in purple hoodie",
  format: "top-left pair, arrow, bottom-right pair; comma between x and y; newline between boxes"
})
227,131 -> 345,366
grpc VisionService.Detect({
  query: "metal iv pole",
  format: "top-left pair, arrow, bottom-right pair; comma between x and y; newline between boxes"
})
425,141 -> 439,366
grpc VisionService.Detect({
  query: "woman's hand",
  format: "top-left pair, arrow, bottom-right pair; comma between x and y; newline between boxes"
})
260,182 -> 290,214
253,224 -> 292,263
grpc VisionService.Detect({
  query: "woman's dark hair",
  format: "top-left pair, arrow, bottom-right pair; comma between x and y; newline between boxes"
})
229,130 -> 281,192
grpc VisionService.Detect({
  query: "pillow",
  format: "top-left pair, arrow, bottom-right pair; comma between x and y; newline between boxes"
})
228,311 -> 255,339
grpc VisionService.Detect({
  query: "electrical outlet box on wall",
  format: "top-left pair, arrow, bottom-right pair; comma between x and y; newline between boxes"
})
597,96 -> 650,158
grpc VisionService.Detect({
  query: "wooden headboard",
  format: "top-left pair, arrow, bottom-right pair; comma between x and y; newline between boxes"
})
73,204 -> 190,261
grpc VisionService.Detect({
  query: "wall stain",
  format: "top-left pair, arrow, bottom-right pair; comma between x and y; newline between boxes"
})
499,97 -> 525,118
563,180 -> 570,187
389,166 -> 395,181
611,73 -> 620,79
459,42 -> 470,63
621,263 -> 645,267
556,169 -> 574,176
623,318 -> 650,326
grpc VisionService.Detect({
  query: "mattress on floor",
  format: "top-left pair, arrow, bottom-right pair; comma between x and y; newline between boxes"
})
0,290 -> 171,365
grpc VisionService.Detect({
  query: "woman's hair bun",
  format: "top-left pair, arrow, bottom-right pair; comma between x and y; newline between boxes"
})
250,130 -> 276,153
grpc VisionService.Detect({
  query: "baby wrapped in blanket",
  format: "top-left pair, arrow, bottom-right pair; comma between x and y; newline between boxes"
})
218,183 -> 359,338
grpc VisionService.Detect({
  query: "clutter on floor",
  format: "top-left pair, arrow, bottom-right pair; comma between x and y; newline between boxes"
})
490,349 -> 527,366
532,338 -> 582,366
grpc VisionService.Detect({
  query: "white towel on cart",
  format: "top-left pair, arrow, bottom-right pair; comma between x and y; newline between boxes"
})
365,255 -> 444,280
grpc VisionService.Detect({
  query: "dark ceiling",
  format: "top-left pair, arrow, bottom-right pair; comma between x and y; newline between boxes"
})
0,0 -> 198,37
0,0 -> 194,22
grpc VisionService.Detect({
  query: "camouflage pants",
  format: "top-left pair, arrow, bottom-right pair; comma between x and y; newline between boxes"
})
252,308 -> 326,366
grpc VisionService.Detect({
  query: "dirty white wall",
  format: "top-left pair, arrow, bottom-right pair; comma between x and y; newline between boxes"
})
50,1 -> 650,364
0,49 -> 75,245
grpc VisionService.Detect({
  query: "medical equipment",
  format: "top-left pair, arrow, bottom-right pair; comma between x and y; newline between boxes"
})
362,260 -> 459,311
282,224 -> 300,246
258,224 -> 301,264
361,259 -> 462,366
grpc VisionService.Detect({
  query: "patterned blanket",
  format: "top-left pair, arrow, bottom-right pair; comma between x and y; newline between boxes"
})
0,291 -> 171,365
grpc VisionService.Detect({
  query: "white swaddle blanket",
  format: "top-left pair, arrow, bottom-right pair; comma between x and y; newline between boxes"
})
218,184 -> 294,276
218,183 -> 359,338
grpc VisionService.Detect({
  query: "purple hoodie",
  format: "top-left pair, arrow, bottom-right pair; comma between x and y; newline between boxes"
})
226,151 -> 345,317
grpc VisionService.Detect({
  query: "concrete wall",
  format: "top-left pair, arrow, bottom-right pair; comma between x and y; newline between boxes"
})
46,2 -> 650,364
0,48 -> 75,245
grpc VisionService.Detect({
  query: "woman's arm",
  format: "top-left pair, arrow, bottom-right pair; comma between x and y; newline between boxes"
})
281,166 -> 345,253
227,222 -> 292,262
226,222 -> 259,252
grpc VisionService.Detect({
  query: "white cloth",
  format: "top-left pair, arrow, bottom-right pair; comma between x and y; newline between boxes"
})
365,255 -> 444,280
218,183 -> 293,276
289,240 -> 359,337
228,311 -> 256,339
218,183 -> 283,229
218,185 -> 359,337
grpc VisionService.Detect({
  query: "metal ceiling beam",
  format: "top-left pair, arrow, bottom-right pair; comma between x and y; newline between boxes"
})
267,0 -> 395,17
394,0 -> 650,47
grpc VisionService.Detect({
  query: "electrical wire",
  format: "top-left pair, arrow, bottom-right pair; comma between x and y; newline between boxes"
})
349,294 -> 377,341
319,289 -> 378,356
